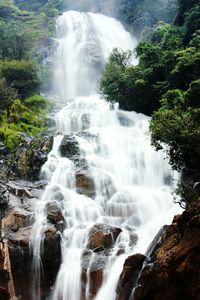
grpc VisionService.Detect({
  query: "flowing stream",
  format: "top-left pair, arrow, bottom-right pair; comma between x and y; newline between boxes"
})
31,10 -> 180,300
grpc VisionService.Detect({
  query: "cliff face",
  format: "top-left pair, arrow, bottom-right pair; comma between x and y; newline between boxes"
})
117,201 -> 200,300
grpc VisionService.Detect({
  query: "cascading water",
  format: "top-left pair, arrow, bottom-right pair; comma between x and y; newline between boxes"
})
31,10 -> 181,300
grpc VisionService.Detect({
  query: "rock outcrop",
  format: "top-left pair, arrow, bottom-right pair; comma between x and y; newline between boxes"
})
117,201 -> 200,300
4,136 -> 54,181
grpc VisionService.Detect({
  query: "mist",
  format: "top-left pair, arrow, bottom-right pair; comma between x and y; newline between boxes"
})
62,0 -> 176,36
63,0 -> 119,17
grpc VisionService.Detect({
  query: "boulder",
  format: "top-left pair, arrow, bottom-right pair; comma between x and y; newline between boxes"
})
87,224 -> 122,252
43,226 -> 61,284
59,134 -> 80,160
116,254 -> 145,300
76,170 -> 95,198
46,203 -> 64,224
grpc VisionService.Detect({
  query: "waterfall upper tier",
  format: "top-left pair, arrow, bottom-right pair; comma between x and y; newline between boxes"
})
53,10 -> 137,101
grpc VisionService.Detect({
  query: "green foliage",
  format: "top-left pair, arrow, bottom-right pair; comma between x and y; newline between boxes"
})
100,48 -> 158,115
0,78 -> 17,110
184,4 -> 200,42
175,0 -> 199,26
151,106 -> 200,171
0,97 -> 49,149
0,59 -> 40,99
100,0 -> 200,203
117,0 -> 177,36
169,48 -> 200,90
0,20 -> 33,60
25,95 -> 49,112
14,0 -> 48,11
0,0 -> 20,19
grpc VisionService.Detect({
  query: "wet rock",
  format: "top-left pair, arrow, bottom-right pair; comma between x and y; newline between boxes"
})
2,209 -> 35,234
87,223 -> 122,252
10,136 -> 53,181
81,251 -> 107,299
0,287 -> 10,300
0,142 -> 8,156
76,170 -> 95,198
116,253 -> 145,300
46,203 -> 64,224
14,211 -> 34,228
80,113 -> 91,130
55,220 -> 65,232
7,226 -> 32,273
0,183 -> 9,208
59,134 -> 80,160
43,226 -> 61,284
133,201 -> 200,300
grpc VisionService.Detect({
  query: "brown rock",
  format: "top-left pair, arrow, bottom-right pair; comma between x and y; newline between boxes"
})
0,287 -> 10,300
133,201 -> 200,300
46,203 -> 64,224
81,251 -> 107,299
76,171 -> 95,198
43,226 -> 61,284
87,223 -> 122,252
116,253 -> 145,300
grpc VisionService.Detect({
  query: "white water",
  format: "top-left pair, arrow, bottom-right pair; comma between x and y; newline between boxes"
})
31,10 -> 181,300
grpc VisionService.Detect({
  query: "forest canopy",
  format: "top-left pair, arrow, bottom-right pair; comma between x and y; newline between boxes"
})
100,0 -> 200,204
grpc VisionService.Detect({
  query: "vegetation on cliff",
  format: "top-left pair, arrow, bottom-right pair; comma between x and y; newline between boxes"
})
0,0 -> 53,151
100,0 -> 200,204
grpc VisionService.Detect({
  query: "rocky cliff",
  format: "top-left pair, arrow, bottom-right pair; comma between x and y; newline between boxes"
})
117,201 -> 200,300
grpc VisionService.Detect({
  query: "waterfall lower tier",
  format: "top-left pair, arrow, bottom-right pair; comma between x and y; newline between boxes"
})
30,10 -> 181,300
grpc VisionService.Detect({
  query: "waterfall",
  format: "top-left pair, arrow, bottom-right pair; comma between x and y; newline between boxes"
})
31,10 -> 181,300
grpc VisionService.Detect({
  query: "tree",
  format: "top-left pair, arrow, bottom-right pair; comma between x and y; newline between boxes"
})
0,78 -> 17,111
0,21 -> 32,60
0,60 -> 40,99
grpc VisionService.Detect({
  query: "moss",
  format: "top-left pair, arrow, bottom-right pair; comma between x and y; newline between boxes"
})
0,96 -> 49,150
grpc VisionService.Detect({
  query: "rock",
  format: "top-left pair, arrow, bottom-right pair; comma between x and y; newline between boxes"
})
59,134 -> 80,160
0,142 -> 8,156
10,136 -> 53,181
116,254 -> 145,300
133,201 -> 200,300
7,227 -> 32,273
43,226 -> 61,284
0,269 -> 9,288
80,113 -> 91,130
2,198 -> 34,230
87,223 -> 122,252
13,211 -> 34,228
81,251 -> 107,299
46,203 -> 64,224
76,170 -> 95,198
0,183 -> 9,208
0,287 -> 10,300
